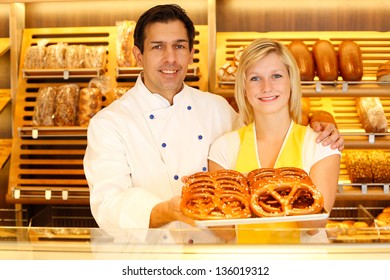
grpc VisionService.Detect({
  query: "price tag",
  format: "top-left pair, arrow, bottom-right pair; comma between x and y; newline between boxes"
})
64,70 -> 69,80
62,190 -> 69,200
32,128 -> 38,139
368,134 -> 375,144
45,189 -> 52,200
14,189 -> 20,199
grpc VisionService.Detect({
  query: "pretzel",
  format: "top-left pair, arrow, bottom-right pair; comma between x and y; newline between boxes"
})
248,168 -> 324,217
181,170 -> 252,220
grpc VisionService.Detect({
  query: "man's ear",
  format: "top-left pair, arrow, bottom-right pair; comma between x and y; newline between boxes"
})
189,47 -> 195,65
133,45 -> 143,67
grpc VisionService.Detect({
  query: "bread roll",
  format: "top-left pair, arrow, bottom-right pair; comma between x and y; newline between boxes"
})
309,110 -> 337,127
287,40 -> 315,81
338,40 -> 364,81
312,40 -> 339,81
356,97 -> 388,133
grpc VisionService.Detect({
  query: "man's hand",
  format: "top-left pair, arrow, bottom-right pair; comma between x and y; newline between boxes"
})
149,196 -> 195,228
310,121 -> 344,151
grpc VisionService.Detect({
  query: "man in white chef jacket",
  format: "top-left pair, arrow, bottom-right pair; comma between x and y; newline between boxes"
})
83,4 -> 343,245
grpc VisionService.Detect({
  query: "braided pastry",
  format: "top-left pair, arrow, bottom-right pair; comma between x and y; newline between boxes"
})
180,170 -> 252,220
248,168 -> 324,217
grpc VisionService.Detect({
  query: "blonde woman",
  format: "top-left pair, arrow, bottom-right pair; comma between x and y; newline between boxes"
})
208,39 -> 341,243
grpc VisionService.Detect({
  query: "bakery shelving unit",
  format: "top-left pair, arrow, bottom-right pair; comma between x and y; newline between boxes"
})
6,25 -> 208,209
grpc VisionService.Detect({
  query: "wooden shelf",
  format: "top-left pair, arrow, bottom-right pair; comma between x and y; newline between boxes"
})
0,38 -> 10,57
0,138 -> 12,170
0,89 -> 11,113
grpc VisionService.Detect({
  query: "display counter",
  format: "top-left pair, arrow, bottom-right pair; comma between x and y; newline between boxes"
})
1,226 -> 390,260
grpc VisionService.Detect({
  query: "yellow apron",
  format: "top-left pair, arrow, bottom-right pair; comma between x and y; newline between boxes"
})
236,122 -> 307,244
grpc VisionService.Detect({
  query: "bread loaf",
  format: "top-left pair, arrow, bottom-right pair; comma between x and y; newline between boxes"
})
116,20 -> 136,67
45,43 -> 67,69
78,88 -> 102,127
84,46 -> 106,68
345,149 -> 390,184
309,110 -> 337,127
54,84 -> 79,126
24,45 -> 46,69
345,150 -> 372,183
312,40 -> 339,81
338,40 -> 364,81
376,61 -> 390,82
356,97 -> 388,133
287,40 -> 315,81
233,46 -> 245,67
65,45 -> 86,69
370,150 -> 390,183
217,62 -> 237,81
33,86 -> 57,126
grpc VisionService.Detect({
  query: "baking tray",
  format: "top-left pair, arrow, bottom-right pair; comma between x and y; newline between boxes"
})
195,212 -> 329,228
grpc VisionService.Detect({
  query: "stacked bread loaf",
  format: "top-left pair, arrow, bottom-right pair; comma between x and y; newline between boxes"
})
24,43 -> 107,69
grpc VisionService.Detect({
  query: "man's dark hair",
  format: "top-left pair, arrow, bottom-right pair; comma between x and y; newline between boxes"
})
133,4 -> 195,53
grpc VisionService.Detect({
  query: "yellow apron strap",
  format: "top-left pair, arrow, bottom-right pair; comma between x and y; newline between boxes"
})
235,123 -> 258,173
236,122 -> 307,244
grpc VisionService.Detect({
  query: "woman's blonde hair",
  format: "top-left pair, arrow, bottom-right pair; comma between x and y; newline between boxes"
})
234,38 -> 302,125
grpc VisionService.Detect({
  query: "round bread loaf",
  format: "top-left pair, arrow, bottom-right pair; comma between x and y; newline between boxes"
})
338,40 -> 364,81
287,40 -> 315,81
309,110 -> 337,127
312,40 -> 339,81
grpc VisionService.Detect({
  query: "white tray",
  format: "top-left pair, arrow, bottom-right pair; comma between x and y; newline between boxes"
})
195,212 -> 329,228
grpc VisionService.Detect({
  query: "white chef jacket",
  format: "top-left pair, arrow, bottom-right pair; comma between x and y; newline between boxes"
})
84,76 -> 242,244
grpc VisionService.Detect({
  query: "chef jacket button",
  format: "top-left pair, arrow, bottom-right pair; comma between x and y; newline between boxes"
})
149,114 -> 154,119
188,239 -> 194,244
187,105 -> 192,110
163,234 -> 168,239
174,175 -> 179,180
202,167 -> 207,171
198,135 -> 203,140
162,142 -> 167,148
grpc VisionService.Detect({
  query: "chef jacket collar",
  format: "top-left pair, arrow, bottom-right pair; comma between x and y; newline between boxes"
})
136,74 -> 187,108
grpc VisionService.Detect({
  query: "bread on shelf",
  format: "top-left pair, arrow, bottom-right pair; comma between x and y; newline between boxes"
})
338,40 -> 364,81
356,97 -> 388,133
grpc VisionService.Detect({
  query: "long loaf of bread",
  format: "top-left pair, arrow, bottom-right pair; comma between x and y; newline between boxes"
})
356,97 -> 388,133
